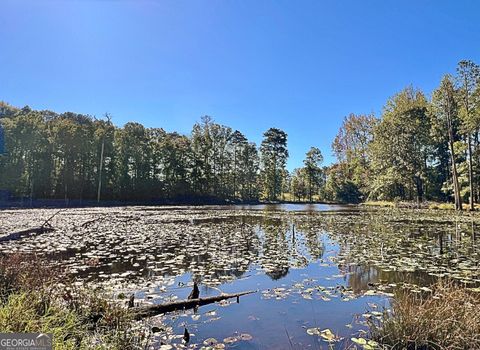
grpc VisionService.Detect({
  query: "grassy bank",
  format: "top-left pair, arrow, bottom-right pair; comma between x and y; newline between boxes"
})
362,200 -> 480,210
368,281 -> 480,349
362,201 -> 397,208
0,254 -> 145,350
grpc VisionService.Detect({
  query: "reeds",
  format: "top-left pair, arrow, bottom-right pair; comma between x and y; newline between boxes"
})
368,281 -> 480,350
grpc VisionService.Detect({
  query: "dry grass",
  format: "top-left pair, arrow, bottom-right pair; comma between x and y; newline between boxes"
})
364,201 -> 469,211
362,201 -> 396,208
0,253 -> 146,350
428,202 -> 480,211
0,253 -> 62,300
368,281 -> 480,350
428,203 -> 455,210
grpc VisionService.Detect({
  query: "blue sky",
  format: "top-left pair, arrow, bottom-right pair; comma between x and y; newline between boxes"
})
1,0 -> 479,170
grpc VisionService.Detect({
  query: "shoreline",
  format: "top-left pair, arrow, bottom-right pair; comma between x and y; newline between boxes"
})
0,198 -> 344,210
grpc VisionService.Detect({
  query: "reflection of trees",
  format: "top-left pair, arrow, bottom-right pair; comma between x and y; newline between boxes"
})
344,265 -> 379,292
345,264 -> 437,293
141,219 -> 261,284
294,216 -> 325,260
80,208 -> 480,288
266,266 -> 290,280
258,215 -> 291,280
257,214 -> 327,280
314,211 -> 480,290
191,222 -> 260,283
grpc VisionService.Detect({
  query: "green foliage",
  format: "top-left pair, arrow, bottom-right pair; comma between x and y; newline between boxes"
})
455,60 -> 480,210
288,147 -> 324,202
0,110 -> 50,197
290,168 -> 307,201
324,60 -> 480,207
430,75 -> 463,208
0,111 -> 264,203
0,292 -> 84,349
323,164 -> 361,203
2,60 -> 480,207
369,87 -> 432,201
260,128 -> 289,201
331,113 -> 376,199
456,60 -> 480,134
303,147 -> 323,202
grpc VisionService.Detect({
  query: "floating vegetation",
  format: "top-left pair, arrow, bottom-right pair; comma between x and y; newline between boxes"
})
1,206 -> 479,348
306,328 -> 342,343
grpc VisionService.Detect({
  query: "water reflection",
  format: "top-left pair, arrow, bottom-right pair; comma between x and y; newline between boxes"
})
1,206 -> 479,289
2,205 -> 480,349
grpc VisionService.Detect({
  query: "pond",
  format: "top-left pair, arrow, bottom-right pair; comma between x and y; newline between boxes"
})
1,205 -> 479,349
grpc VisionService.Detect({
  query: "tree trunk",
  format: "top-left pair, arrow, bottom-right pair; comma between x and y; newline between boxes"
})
308,172 -> 312,203
463,72 -> 475,211
467,135 -> 475,210
29,178 -> 34,208
233,147 -> 237,200
449,140 -> 462,210
414,175 -> 423,205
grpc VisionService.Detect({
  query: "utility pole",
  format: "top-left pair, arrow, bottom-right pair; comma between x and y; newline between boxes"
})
97,113 -> 111,203
97,137 -> 105,203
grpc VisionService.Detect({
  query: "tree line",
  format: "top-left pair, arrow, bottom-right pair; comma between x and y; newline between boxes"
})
0,106 -> 322,203
327,60 -> 480,210
1,59 -> 478,208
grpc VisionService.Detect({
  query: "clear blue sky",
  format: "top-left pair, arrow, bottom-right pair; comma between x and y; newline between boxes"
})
1,1 -> 479,169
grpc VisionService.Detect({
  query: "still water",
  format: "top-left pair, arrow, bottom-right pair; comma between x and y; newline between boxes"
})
1,204 -> 479,349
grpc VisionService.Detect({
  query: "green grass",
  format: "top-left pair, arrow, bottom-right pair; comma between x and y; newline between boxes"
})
0,292 -> 83,349
0,253 -> 146,350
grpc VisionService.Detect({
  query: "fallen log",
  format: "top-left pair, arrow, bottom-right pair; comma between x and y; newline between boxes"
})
132,290 -> 256,319
0,226 -> 54,242
0,209 -> 64,243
